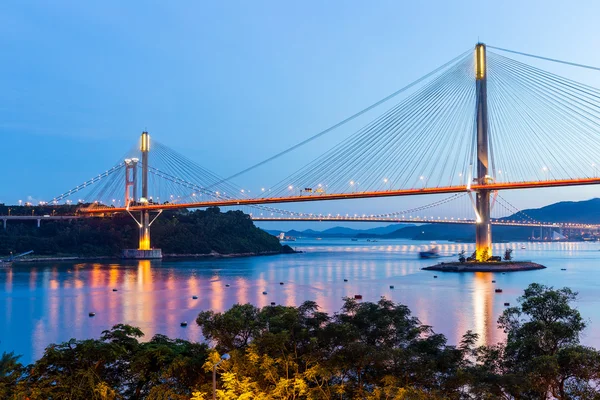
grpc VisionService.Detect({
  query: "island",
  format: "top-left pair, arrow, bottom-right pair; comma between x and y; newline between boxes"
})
0,206 -> 294,259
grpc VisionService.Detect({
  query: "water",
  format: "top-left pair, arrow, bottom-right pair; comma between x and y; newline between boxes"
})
1,239 -> 600,364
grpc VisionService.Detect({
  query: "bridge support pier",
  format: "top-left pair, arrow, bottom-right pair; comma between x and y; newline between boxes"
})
474,43 -> 492,261
122,131 -> 162,259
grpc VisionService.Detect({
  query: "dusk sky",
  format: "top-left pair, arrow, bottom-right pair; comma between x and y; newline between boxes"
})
2,1 -> 600,229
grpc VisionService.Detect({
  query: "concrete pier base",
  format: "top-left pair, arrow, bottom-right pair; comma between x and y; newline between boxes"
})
122,249 -> 163,259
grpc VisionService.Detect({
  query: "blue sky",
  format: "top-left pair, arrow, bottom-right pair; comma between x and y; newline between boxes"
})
1,1 -> 600,229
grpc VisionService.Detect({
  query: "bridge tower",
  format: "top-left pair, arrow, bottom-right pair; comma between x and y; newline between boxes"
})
122,131 -> 162,259
124,158 -> 138,205
474,43 -> 492,260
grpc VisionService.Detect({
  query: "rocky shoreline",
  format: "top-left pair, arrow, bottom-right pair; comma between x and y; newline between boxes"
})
11,249 -> 299,264
423,261 -> 546,272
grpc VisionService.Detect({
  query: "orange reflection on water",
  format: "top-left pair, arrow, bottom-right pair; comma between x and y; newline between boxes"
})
471,272 -> 497,346
235,277 -> 249,305
209,277 -> 224,311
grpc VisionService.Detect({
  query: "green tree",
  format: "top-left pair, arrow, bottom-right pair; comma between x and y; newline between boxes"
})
471,283 -> 600,399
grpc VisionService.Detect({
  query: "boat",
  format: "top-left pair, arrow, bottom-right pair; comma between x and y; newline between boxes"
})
0,250 -> 34,266
419,246 -> 440,259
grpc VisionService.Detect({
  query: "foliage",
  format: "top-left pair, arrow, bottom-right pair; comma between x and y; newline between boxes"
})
0,206 -> 283,257
504,248 -> 513,261
469,283 -> 600,399
2,284 -> 599,399
458,250 -> 466,263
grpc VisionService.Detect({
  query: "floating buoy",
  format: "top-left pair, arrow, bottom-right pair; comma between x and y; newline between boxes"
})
180,321 -> 188,327
561,268 -> 566,271
504,302 -> 510,306
502,272 -> 506,275
112,288 -> 118,292
89,312 -> 95,317
279,282 -> 284,285
433,275 -> 438,278
343,279 -> 348,282
192,295 -> 198,299
354,294 -> 363,300
495,289 -> 503,293
389,285 -> 395,289
270,302 -> 276,305
225,284 -> 230,287
492,280 -> 496,283
262,291 -> 267,295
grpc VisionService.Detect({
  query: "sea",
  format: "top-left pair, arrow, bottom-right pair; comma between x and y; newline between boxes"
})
1,238 -> 599,364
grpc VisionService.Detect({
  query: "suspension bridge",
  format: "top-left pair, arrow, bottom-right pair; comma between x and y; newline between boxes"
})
39,43 -> 600,259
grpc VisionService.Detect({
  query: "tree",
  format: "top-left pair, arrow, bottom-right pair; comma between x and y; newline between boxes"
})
504,248 -> 513,261
0,352 -> 23,399
458,250 -> 466,263
472,283 -> 600,399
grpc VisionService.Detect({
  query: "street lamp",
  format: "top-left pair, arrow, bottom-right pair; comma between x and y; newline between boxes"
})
213,353 -> 230,400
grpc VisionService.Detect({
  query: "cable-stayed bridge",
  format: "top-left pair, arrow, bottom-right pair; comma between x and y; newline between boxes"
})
41,43 -> 600,259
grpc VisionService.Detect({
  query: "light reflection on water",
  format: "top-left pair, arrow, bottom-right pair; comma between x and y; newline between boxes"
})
1,238 -> 599,363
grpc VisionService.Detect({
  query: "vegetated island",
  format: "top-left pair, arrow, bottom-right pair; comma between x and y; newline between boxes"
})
0,206 -> 295,260
423,261 -> 546,272
423,248 -> 546,272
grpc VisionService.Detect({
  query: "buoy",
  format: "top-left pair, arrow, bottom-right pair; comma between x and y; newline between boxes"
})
112,288 -> 118,292
262,291 -> 267,295
495,289 -> 503,293
504,302 -> 510,306
354,294 -> 363,300
433,275 -> 438,278
492,280 -> 496,283
561,268 -> 566,271
502,272 -> 506,275
270,302 -> 276,305
192,295 -> 198,299
180,321 -> 188,327
344,279 -> 348,282
225,284 -> 230,287
279,282 -> 284,285
389,285 -> 395,289
89,312 -> 95,317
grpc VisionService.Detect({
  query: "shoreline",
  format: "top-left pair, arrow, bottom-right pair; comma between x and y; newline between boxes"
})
422,261 -> 546,272
12,250 -> 299,264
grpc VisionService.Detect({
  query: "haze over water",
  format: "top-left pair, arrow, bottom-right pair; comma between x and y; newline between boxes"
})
2,239 -> 599,364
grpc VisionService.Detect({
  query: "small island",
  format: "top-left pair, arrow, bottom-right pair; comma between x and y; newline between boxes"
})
0,206 -> 294,260
423,248 -> 546,272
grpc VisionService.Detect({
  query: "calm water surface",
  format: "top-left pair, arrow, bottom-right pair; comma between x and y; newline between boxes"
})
1,239 -> 600,363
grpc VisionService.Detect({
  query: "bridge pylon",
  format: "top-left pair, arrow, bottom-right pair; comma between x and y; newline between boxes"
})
122,131 -> 162,259
474,43 -> 492,260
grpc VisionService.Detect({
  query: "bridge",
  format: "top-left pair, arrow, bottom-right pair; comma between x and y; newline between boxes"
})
37,43 -> 600,259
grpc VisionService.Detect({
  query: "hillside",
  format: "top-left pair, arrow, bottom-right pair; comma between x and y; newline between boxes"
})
501,198 -> 600,224
265,223 -> 413,238
0,207 -> 286,257
265,198 -> 600,242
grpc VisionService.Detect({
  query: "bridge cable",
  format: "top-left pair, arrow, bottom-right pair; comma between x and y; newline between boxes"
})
214,48 -> 472,185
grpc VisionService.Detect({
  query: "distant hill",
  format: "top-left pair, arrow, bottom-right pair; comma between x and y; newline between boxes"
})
501,198 -> 600,224
264,198 -> 600,242
264,224 -> 413,238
